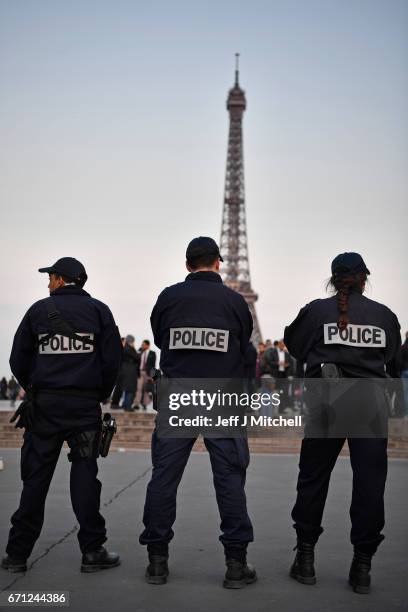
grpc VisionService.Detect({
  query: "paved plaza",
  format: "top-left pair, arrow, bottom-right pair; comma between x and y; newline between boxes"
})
0,449 -> 406,611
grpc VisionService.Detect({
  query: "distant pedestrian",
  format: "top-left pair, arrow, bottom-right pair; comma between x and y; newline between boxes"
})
135,340 -> 156,410
0,377 -> 7,400
255,342 -> 266,381
8,376 -> 19,407
257,342 -> 277,416
244,342 -> 257,395
400,331 -> 408,416
111,335 -> 140,411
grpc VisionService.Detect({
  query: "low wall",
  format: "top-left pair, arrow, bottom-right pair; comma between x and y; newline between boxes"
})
1,410 -> 407,458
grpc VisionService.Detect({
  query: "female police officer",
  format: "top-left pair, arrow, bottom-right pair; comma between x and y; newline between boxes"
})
284,252 -> 401,594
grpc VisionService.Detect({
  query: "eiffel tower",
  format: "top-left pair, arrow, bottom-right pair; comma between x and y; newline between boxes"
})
220,54 -> 262,345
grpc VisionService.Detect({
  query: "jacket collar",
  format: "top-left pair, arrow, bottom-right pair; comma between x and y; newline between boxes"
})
185,271 -> 222,283
50,285 -> 90,297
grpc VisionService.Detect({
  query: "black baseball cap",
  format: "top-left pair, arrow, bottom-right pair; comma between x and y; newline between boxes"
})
331,252 -> 370,276
38,257 -> 88,286
186,237 -> 224,263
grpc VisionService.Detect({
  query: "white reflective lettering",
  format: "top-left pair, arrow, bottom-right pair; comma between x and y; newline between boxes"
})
38,334 -> 94,354
169,327 -> 229,352
323,324 -> 385,348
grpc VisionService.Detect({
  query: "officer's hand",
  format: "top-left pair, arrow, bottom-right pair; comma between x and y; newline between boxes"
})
9,405 -> 24,427
9,400 -> 35,430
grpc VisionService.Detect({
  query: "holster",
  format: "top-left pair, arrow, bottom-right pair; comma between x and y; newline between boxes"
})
67,430 -> 101,462
150,368 -> 161,412
99,413 -> 117,457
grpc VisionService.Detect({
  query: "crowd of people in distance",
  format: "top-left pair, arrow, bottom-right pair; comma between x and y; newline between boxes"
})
249,338 -> 304,415
256,338 -> 301,379
400,331 -> 408,413
0,376 -> 22,406
109,336 -> 156,412
250,332 -> 408,418
1,332 -> 408,417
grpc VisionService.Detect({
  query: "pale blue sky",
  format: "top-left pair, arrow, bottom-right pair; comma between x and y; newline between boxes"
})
0,0 -> 407,375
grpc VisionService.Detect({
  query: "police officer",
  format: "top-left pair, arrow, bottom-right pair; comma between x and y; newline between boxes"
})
284,252 -> 401,594
139,237 -> 257,588
1,258 -> 123,573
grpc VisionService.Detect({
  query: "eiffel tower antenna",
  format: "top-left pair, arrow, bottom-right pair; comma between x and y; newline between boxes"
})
220,55 -> 262,345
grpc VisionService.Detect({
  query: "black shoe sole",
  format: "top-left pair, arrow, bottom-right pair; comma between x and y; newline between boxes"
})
81,559 -> 121,573
223,574 -> 258,589
145,574 -> 168,585
1,563 -> 27,573
145,569 -> 169,585
290,569 -> 316,585
349,578 -> 370,594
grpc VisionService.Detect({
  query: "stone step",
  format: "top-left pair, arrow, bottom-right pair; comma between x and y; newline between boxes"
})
1,411 -> 407,458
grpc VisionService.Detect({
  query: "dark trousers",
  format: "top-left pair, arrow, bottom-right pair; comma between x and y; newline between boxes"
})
111,386 -> 134,409
292,438 -> 388,555
123,391 -> 135,410
139,432 -> 253,555
6,395 -> 107,560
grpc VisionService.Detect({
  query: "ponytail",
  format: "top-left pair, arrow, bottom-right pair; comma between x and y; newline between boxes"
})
326,272 -> 367,331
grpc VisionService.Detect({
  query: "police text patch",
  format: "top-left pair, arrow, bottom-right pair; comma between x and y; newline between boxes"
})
323,324 -> 386,348
38,334 -> 94,354
169,328 -> 229,352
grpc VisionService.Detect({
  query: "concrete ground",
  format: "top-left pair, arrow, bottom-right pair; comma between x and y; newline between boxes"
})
0,448 -> 407,612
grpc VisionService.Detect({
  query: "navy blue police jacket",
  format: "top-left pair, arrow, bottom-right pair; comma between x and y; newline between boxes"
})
151,271 -> 253,378
284,291 -> 401,378
10,285 -> 123,399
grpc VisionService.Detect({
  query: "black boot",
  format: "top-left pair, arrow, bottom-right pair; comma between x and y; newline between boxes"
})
145,555 -> 169,585
223,559 -> 257,589
1,555 -> 27,573
290,540 -> 316,585
349,550 -> 372,594
81,546 -> 120,573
